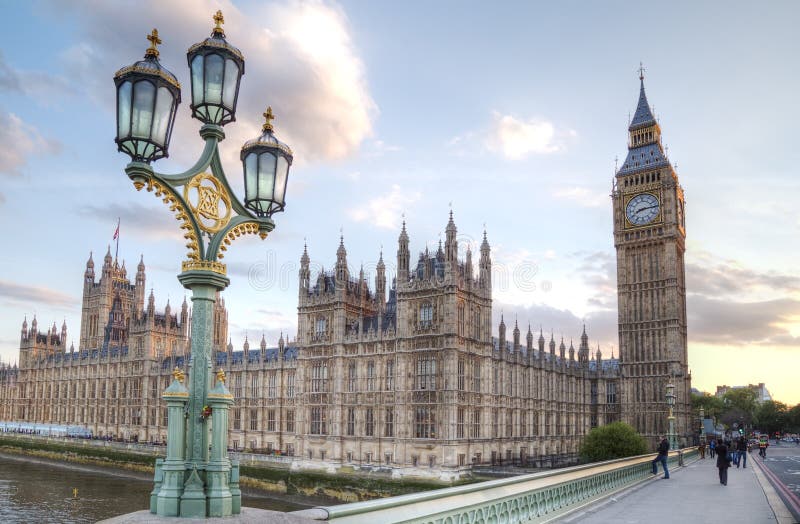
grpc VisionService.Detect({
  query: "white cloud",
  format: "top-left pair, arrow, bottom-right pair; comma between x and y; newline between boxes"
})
50,0 -> 376,165
485,111 -> 568,159
554,186 -> 607,207
348,184 -> 421,229
0,109 -> 61,177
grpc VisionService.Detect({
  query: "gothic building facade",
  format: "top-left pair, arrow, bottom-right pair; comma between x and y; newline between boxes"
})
0,75 -> 689,479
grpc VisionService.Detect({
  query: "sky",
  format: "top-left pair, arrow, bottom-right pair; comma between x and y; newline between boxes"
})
1,0 -> 798,405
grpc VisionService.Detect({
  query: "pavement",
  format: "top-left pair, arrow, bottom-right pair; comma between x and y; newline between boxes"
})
561,452 -> 797,524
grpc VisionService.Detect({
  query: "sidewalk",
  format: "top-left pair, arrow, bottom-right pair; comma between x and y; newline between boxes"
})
562,453 -> 794,524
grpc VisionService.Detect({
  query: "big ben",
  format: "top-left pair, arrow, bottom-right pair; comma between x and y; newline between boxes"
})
613,70 -> 691,447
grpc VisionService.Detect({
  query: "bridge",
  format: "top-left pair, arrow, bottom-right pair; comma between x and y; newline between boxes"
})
280,448 -> 798,524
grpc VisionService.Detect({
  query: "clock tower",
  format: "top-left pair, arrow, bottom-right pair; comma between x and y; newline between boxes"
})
612,71 -> 691,447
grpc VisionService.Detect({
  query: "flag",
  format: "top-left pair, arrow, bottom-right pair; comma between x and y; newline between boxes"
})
113,220 -> 120,240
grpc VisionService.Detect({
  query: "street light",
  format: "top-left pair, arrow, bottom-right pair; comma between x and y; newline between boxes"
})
699,407 -> 705,444
666,381 -> 677,450
113,12 -> 291,519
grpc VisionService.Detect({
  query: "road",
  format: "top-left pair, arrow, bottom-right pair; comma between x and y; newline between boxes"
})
751,441 -> 800,522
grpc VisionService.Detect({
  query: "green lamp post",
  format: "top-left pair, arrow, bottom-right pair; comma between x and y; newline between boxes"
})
666,381 -> 677,450
113,11 -> 292,518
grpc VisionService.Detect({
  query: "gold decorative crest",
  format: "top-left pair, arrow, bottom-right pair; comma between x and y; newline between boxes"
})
183,173 -> 232,234
172,366 -> 185,383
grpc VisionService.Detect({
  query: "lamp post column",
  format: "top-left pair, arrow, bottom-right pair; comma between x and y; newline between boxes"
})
177,270 -> 229,518
206,369 -> 234,517
666,381 -> 677,450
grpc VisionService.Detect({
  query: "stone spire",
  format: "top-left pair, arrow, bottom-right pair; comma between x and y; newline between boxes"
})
335,235 -> 348,283
299,242 -> 310,294
376,249 -> 386,310
579,324 -> 590,364
512,318 -> 520,351
479,229 -> 491,291
498,314 -> 506,350
85,252 -> 95,281
549,332 -> 556,356
526,323 -> 533,352
445,210 -> 457,264
397,221 -> 410,282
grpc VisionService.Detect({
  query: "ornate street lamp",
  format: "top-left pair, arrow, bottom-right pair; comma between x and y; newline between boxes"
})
699,407 -> 705,444
666,381 -> 677,450
114,29 -> 181,163
113,13 -> 291,519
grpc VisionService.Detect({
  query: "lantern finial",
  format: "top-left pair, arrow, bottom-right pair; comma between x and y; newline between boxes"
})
146,29 -> 162,58
262,106 -> 275,132
212,10 -> 225,36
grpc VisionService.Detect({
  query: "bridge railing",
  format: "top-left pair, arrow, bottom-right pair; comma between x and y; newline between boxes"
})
294,448 -> 699,524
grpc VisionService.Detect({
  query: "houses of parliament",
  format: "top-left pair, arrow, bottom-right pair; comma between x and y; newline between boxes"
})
0,76 -> 692,479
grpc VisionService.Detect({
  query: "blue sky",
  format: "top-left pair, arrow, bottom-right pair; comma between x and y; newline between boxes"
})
1,0 -> 799,404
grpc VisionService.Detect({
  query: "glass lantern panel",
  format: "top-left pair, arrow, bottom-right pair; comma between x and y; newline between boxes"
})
191,55 -> 204,106
257,152 -> 277,200
204,54 -> 224,104
274,155 -> 289,206
244,152 -> 258,203
222,58 -> 239,109
151,87 -> 174,146
131,80 -> 156,139
117,81 -> 132,139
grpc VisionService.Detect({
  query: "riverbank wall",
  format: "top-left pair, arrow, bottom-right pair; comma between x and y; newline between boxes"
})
0,434 -> 464,502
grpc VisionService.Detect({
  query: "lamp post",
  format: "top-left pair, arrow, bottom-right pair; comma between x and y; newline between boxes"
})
113,12 -> 292,518
666,381 -> 677,450
699,407 -> 705,444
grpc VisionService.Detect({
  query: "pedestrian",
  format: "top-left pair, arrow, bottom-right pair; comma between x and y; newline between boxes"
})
698,440 -> 706,459
758,438 -> 767,458
737,437 -> 747,468
651,435 -> 670,479
709,439 -> 716,459
716,440 -> 731,486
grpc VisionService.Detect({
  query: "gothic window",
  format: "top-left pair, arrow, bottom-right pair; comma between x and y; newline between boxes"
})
606,382 -> 617,404
250,375 -> 258,398
267,372 -> 277,399
591,382 -> 598,404
310,406 -> 327,435
472,360 -> 481,392
471,409 -> 480,438
506,410 -> 513,438
366,361 -> 375,391
493,367 -> 499,395
286,371 -> 295,398
419,303 -> 433,326
365,408 -> 375,437
414,407 -> 436,438
457,302 -> 465,336
311,361 -> 329,392
233,409 -> 241,430
385,360 -> 394,391
346,408 -> 355,436
285,410 -> 295,433
492,410 -> 499,438
250,409 -> 258,431
415,355 -> 436,390
267,409 -> 276,432
384,408 -> 394,437
347,363 -> 356,392
315,317 -> 327,338
472,308 -> 481,339
456,407 -> 465,438
457,358 -> 465,391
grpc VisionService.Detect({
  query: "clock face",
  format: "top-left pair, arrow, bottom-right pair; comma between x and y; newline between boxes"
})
625,193 -> 660,225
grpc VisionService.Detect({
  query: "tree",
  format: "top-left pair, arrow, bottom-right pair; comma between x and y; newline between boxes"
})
787,404 -> 800,433
722,388 -> 757,424
755,401 -> 788,435
691,392 -> 724,421
580,422 -> 648,462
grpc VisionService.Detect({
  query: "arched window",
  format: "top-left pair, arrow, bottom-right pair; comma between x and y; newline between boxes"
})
419,303 -> 433,326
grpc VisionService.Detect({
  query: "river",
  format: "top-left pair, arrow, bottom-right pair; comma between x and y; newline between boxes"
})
0,453 -> 313,522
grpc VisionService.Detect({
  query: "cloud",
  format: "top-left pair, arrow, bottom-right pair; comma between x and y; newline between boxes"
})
51,0 -> 376,165
688,295 -> 800,347
0,109 -> 61,177
554,186 -> 608,208
686,254 -> 800,299
0,50 -> 75,100
77,201 -> 182,240
0,280 -> 77,309
348,184 -> 421,229
485,112 -> 572,159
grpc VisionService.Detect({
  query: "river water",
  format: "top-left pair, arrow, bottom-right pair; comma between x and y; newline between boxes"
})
0,454 -> 312,522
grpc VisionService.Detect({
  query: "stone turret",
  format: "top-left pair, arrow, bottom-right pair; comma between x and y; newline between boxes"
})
397,221 -> 409,283
479,230 -> 491,292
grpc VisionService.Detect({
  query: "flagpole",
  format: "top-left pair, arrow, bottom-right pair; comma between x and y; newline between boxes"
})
114,217 -> 120,264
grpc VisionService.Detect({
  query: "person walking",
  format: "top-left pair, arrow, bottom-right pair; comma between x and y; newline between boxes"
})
698,440 -> 706,459
737,437 -> 747,468
716,440 -> 730,486
651,435 -> 670,479
759,438 -> 767,458
709,439 -> 716,459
